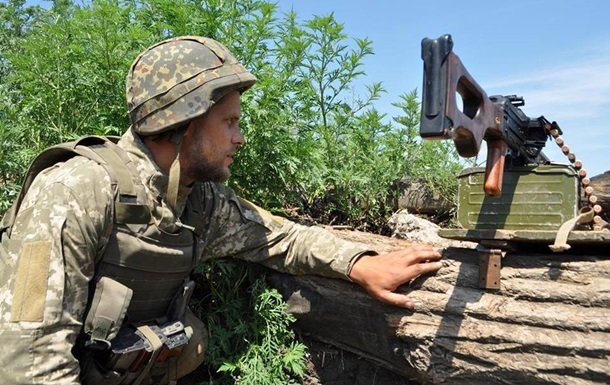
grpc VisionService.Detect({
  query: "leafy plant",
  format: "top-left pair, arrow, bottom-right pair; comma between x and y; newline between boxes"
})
186,260 -> 307,385
391,90 -> 461,208
0,1 -> 462,383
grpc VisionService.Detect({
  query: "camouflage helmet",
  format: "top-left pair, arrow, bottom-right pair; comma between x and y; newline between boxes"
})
126,36 -> 257,135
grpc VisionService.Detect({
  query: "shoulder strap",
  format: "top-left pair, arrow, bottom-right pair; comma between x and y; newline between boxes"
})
0,136 -> 150,240
82,137 -> 151,225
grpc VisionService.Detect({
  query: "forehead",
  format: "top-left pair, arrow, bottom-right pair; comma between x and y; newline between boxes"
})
187,90 -> 241,134
213,90 -> 241,115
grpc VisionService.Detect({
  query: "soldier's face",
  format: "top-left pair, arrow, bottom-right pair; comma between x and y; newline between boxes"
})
181,90 -> 244,183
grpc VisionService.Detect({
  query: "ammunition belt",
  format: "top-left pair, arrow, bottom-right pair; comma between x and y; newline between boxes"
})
548,125 -> 608,231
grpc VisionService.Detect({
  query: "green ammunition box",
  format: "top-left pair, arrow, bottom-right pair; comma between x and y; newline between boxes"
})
457,165 -> 579,230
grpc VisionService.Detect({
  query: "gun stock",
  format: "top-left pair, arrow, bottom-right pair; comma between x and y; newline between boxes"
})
420,34 -> 552,197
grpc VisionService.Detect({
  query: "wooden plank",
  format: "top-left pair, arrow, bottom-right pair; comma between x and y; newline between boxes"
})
267,230 -> 610,384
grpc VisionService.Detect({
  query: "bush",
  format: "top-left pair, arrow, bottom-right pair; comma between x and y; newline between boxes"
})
185,260 -> 307,385
0,1 -> 462,383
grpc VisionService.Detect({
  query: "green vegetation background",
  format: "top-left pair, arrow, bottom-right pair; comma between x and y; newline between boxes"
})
0,1 -> 461,383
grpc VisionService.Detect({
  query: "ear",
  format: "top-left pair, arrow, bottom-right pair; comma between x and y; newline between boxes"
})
180,121 -> 196,141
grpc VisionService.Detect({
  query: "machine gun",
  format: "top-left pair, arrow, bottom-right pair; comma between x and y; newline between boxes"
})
420,34 -> 560,197
419,34 -> 608,288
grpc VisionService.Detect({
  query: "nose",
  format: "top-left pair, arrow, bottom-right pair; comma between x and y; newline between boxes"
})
233,127 -> 245,146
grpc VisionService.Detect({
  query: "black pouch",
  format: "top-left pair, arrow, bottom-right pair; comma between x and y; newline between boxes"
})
80,350 -> 127,385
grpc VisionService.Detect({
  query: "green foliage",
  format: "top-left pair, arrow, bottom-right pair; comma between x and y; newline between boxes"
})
0,0 -> 463,382
392,91 -> 462,208
187,260 -> 307,385
0,0 -> 154,210
0,0 -> 461,225
232,11 -> 460,232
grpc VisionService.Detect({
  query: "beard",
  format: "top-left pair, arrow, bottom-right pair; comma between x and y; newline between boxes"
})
191,158 -> 230,183
182,139 -> 230,183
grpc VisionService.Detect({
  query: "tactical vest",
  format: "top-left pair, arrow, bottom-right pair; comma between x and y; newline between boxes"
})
0,135 -> 201,335
0,136 -> 213,384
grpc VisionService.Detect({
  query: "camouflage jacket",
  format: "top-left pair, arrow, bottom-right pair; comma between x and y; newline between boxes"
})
0,129 -> 372,384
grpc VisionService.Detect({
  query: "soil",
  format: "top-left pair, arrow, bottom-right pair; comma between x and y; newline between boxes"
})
300,335 -> 419,385
177,334 -> 417,384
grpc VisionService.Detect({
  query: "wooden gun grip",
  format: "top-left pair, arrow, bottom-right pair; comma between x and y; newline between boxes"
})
484,139 -> 508,197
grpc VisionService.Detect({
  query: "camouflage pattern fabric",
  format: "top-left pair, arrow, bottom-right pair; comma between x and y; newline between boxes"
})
127,36 -> 257,136
0,128 -> 373,384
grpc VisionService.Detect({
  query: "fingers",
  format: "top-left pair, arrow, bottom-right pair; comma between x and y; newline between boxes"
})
350,244 -> 446,311
375,291 -> 416,310
394,244 -> 443,264
368,259 -> 443,310
390,247 -> 443,284
413,260 -> 444,275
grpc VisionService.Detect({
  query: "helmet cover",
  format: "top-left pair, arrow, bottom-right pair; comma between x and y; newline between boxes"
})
126,36 -> 257,135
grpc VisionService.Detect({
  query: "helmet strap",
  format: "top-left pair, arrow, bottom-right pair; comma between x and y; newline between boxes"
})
166,127 -> 187,212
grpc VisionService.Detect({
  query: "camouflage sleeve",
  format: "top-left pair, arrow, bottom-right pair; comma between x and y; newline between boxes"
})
197,183 -> 376,280
0,158 -> 113,384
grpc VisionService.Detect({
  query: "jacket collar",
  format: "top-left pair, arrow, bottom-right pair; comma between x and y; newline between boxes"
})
118,128 -> 193,225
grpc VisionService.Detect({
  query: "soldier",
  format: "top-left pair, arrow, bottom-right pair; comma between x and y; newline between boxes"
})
0,36 -> 442,384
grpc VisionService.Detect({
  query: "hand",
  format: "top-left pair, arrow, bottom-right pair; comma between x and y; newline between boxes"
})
348,245 -> 443,310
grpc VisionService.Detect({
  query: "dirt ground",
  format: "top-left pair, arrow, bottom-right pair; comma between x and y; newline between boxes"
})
178,334 -> 417,384
300,335 -> 418,385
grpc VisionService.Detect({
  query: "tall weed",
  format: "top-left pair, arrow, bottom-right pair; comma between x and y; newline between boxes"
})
0,1 -> 462,383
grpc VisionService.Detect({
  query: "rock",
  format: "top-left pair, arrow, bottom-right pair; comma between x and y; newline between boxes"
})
393,177 -> 454,216
388,209 -> 476,249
